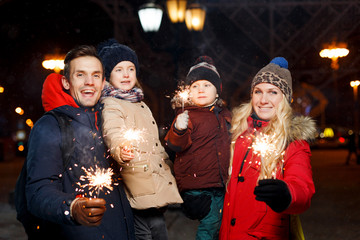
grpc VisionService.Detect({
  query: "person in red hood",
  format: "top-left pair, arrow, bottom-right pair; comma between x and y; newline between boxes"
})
220,57 -> 316,240
24,45 -> 135,240
41,72 -> 78,112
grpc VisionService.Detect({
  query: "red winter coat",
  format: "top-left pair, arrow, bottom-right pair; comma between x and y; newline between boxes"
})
165,105 -> 231,192
220,116 -> 316,240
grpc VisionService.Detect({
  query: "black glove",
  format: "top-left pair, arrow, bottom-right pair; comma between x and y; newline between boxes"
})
181,193 -> 212,220
71,197 -> 107,226
254,179 -> 291,213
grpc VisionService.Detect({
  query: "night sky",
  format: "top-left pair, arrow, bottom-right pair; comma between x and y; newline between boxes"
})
0,0 -> 116,137
1,1 -> 110,112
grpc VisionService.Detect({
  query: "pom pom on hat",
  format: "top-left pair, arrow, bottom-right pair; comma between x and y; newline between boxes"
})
97,38 -> 139,81
185,55 -> 222,94
270,57 -> 288,69
194,55 -> 215,65
251,56 -> 292,102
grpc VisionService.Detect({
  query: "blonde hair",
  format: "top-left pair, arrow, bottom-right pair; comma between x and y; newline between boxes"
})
230,95 -> 293,180
134,79 -> 143,90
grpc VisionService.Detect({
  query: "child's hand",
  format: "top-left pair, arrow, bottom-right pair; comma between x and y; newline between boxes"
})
120,143 -> 135,162
175,110 -> 189,130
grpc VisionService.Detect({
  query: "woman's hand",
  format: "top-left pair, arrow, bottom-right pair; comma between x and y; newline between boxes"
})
254,179 -> 291,213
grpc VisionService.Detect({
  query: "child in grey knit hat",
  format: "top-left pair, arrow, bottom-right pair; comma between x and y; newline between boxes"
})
165,56 -> 231,240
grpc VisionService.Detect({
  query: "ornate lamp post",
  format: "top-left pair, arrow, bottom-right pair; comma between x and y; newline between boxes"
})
138,2 -> 163,32
166,0 -> 187,23
350,80 -> 360,101
351,80 -> 360,158
138,1 -> 206,32
185,3 -> 206,31
319,41 -> 349,126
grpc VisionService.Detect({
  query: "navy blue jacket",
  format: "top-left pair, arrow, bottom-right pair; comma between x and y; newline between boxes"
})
26,104 -> 135,240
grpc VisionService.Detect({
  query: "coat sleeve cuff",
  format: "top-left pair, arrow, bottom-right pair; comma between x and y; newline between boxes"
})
173,126 -> 187,135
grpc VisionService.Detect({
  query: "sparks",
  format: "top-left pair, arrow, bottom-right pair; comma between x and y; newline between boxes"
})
123,128 -> 145,143
78,165 -> 114,198
252,133 -> 278,159
175,87 -> 190,112
178,89 -> 189,102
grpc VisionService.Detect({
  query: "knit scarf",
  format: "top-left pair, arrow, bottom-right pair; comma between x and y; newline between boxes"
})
101,84 -> 144,103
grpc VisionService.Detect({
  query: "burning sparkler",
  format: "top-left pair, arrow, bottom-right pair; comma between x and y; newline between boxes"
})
123,128 -> 144,142
251,133 -> 278,159
252,132 -> 284,180
175,86 -> 190,112
121,128 -> 147,156
78,165 -> 114,198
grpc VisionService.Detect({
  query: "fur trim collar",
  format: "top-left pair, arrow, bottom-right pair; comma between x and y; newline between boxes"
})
249,114 -> 317,143
288,115 -> 317,142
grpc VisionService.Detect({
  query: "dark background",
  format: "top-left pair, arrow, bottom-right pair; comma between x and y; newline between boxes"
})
1,0 -> 360,154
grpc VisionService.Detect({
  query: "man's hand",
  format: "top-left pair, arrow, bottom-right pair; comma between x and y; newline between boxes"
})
71,197 -> 106,226
175,110 -> 189,131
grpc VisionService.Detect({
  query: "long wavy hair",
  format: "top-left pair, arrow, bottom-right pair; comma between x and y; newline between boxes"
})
230,95 -> 293,180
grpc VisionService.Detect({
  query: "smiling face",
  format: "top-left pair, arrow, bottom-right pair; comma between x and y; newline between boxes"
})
189,80 -> 218,107
109,61 -> 137,91
61,56 -> 105,108
252,82 -> 284,120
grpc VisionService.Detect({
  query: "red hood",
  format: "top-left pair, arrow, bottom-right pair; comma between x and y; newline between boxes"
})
41,73 -> 79,112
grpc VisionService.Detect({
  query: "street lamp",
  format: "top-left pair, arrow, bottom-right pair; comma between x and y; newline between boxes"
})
26,118 -> 34,129
185,3 -> 206,31
319,42 -> 349,70
350,80 -> 360,101
350,80 -> 360,155
15,107 -> 24,115
138,1 -> 206,32
138,2 -> 163,32
0,86 -> 4,93
166,0 -> 187,23
320,41 -> 349,126
42,53 -> 65,74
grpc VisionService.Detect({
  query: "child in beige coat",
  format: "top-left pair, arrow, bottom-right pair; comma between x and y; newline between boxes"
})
98,39 -> 182,240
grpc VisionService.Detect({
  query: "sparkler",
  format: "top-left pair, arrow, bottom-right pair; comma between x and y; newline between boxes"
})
120,128 -> 147,158
252,132 -> 283,180
175,87 -> 190,112
123,128 -> 145,143
252,133 -> 278,159
78,165 -> 114,198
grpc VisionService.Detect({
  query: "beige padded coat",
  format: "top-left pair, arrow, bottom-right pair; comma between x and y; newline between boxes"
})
101,96 -> 183,209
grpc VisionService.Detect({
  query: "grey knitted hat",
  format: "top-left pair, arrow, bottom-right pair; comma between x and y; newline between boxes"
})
185,56 -> 222,94
251,57 -> 292,102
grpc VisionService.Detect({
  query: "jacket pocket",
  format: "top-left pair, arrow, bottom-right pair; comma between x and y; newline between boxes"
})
120,159 -> 155,197
248,200 -> 267,234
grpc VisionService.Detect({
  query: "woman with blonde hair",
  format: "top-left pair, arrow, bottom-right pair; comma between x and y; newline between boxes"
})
220,57 -> 316,239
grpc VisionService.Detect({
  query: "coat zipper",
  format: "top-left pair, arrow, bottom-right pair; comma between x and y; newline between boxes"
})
237,144 -> 252,183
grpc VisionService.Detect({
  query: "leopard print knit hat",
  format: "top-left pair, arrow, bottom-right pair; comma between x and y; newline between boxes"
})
251,57 -> 292,103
